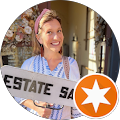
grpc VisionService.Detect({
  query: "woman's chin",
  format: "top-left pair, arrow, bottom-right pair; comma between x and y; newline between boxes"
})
50,49 -> 61,53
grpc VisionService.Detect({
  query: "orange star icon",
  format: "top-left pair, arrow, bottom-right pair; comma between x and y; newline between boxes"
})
74,74 -> 118,118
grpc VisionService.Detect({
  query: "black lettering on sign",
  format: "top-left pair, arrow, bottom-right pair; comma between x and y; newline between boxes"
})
59,87 -> 69,98
23,79 -> 31,91
38,81 -> 45,94
13,77 -> 22,90
29,80 -> 36,93
44,83 -> 53,95
4,75 -> 13,88
67,89 -> 74,100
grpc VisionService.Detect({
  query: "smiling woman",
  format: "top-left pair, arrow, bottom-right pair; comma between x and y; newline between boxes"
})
36,19 -> 64,56
32,9 -> 62,56
14,9 -> 82,119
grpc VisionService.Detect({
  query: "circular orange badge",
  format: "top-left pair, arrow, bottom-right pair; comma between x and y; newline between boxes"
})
74,73 -> 118,118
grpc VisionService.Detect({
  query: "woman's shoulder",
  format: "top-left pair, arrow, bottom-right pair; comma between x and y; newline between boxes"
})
67,56 -> 80,81
62,56 -> 77,65
21,55 -> 40,70
67,56 -> 76,65
22,56 -> 36,64
63,56 -> 78,68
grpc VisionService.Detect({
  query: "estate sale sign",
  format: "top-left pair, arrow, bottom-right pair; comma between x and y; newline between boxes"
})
1,65 -> 77,107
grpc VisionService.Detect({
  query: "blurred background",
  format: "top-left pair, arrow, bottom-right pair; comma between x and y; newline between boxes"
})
0,1 -> 119,82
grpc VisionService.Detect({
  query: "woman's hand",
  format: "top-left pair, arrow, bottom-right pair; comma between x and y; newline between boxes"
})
22,100 -> 53,118
35,101 -> 53,118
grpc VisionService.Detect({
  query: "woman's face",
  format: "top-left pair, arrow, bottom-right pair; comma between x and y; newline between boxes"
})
38,19 -> 64,54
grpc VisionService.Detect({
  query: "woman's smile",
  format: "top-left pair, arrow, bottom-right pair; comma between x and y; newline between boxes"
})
51,41 -> 60,46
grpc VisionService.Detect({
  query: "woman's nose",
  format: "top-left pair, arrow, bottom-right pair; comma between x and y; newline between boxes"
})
53,33 -> 59,40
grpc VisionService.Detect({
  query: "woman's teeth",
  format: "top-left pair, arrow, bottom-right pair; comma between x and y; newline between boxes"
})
51,42 -> 59,45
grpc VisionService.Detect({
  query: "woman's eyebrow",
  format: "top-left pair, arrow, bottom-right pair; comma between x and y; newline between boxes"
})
58,27 -> 62,29
46,27 -> 62,31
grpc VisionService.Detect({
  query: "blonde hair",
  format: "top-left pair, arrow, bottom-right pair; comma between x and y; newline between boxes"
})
32,10 -> 61,55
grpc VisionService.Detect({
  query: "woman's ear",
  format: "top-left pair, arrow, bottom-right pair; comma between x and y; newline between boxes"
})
36,34 -> 43,44
36,34 -> 40,41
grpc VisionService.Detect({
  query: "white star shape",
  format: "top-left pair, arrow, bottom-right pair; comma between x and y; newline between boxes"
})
81,79 -> 111,113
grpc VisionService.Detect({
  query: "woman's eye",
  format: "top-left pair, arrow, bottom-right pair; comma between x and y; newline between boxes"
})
58,30 -> 62,33
47,31 -> 52,34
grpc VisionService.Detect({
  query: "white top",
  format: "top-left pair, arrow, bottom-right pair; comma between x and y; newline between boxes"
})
14,55 -> 82,119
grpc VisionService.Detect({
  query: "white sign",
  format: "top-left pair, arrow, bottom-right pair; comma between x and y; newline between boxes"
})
1,65 -> 77,107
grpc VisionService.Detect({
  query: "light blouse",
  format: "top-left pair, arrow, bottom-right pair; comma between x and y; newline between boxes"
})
14,55 -> 82,119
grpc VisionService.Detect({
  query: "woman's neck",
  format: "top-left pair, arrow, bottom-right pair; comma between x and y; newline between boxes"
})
43,51 -> 62,61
